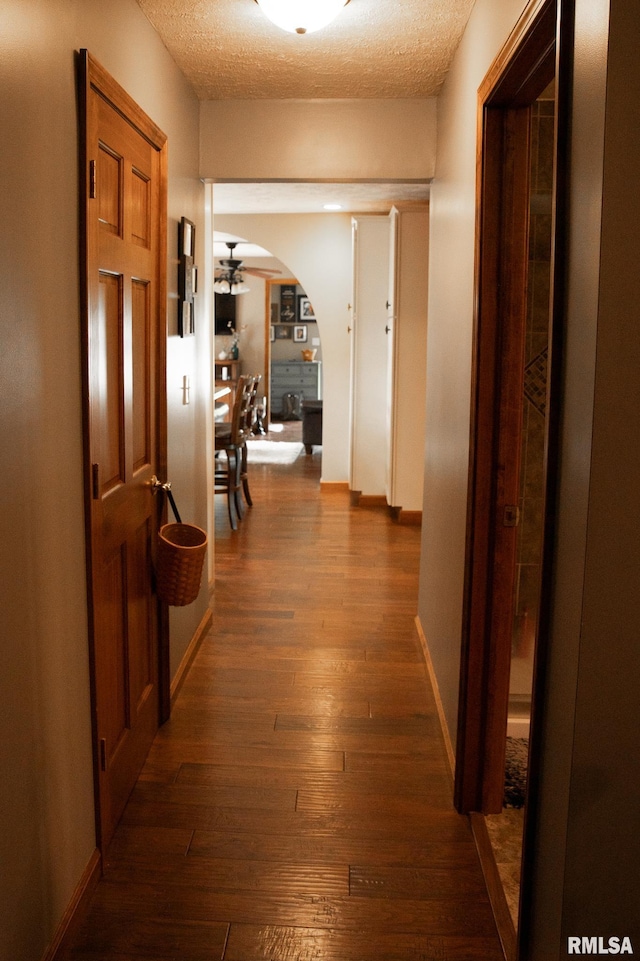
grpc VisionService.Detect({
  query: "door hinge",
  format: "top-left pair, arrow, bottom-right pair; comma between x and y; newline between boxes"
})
99,738 -> 107,771
503,504 -> 520,527
92,463 -> 100,499
89,159 -> 97,199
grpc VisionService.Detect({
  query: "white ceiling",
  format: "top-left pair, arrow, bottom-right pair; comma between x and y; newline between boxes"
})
213,180 -> 430,215
136,0 -> 475,100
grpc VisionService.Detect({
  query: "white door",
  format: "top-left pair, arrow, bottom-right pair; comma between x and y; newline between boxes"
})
385,207 -> 399,504
385,205 -> 429,514
350,216 -> 390,496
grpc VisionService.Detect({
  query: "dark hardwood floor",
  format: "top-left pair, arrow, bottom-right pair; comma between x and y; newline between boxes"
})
61,425 -> 503,960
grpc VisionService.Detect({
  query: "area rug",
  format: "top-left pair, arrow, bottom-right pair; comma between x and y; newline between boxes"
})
504,736 -> 529,808
246,440 -> 304,465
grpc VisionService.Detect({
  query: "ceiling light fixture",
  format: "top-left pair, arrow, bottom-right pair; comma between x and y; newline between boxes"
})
323,203 -> 343,211
214,242 -> 251,295
254,0 -> 350,35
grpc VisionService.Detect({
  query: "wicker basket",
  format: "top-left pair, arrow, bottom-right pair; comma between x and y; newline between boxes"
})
156,522 -> 208,606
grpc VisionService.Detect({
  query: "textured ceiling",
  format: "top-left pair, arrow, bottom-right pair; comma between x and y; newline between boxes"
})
213,181 -> 430,214
136,0 -> 475,100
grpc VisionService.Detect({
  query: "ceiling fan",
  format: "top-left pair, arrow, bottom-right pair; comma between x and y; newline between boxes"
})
214,242 -> 281,295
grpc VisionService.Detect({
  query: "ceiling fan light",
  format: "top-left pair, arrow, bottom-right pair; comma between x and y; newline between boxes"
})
214,278 -> 231,294
256,0 -> 348,35
231,282 -> 251,295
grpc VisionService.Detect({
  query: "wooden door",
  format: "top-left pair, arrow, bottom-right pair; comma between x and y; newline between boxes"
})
79,52 -> 168,849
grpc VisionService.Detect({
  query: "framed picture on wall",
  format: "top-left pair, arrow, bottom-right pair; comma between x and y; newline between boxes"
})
270,325 -> 275,342
280,284 -> 296,323
298,295 -> 315,322
178,216 -> 196,336
293,325 -> 307,343
274,324 -> 292,340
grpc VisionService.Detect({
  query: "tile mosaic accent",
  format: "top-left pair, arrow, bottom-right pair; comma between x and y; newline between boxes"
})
524,345 -> 548,417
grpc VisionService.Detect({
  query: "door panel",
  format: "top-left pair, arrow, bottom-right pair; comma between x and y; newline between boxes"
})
80,52 -> 168,849
132,279 -> 151,471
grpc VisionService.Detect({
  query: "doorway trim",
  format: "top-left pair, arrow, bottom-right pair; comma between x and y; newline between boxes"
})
455,0 -> 559,816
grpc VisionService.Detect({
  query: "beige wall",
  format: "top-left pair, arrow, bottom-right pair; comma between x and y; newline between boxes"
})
420,0 -> 640,952
215,213 -> 353,482
417,0 -> 527,749
0,1 -> 208,957
201,99 -> 437,182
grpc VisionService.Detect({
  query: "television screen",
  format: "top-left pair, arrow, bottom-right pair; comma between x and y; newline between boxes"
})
215,292 -> 236,334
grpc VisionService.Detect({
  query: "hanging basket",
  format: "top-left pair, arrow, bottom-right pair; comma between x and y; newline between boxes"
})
156,522 -> 208,606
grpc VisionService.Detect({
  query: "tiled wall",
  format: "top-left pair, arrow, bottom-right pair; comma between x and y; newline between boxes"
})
510,95 -> 555,704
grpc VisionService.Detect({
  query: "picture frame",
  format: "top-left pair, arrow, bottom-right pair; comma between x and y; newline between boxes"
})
270,325 -> 275,342
293,325 -> 308,343
179,217 -> 194,257
178,217 -> 196,337
280,284 -> 296,323
298,295 -> 315,322
274,324 -> 292,340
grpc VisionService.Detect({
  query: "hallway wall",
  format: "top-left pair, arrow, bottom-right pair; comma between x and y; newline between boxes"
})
417,0 -> 528,754
200,99 -> 437,182
0,1 -> 208,957
419,0 -> 640,952
214,212 -> 353,482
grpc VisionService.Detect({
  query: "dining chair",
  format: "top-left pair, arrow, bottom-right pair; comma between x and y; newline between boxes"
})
214,374 -> 254,530
214,374 -> 261,529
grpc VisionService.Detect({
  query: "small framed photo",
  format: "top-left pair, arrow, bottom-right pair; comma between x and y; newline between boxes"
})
293,325 -> 308,343
280,284 -> 296,323
179,217 -> 194,257
270,325 -> 275,342
274,324 -> 291,340
178,217 -> 196,337
298,295 -> 315,322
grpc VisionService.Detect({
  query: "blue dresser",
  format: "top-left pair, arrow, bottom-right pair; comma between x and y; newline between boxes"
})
271,360 -> 322,417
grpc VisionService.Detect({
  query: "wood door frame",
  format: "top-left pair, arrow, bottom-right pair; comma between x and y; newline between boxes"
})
77,50 -> 169,848
454,0 -> 562,814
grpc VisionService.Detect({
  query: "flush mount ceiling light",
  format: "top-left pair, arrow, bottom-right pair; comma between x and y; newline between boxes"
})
254,0 -> 350,35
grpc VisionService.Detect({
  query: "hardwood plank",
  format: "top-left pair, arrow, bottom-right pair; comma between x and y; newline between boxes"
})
161,693 -> 372,717
198,653 -> 427,677
62,916 -> 228,960
176,763 -> 451,797
72,885 -> 500,937
121,797 -> 471,843
198,645 -> 369,664
274,714 -> 437,736
350,863 -> 489,900
103,855 -> 350,899
188,830 -> 480,869
105,826 -> 193,861
144,741 -> 347,768
127,780 -> 298,812
224,924 -> 504,961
